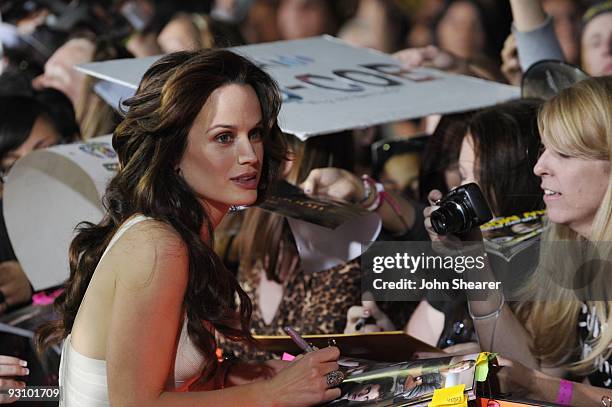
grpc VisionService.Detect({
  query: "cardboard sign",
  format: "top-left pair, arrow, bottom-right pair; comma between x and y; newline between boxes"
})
3,135 -> 116,290
77,36 -> 519,140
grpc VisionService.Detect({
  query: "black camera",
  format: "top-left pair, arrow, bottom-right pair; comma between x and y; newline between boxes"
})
430,183 -> 493,235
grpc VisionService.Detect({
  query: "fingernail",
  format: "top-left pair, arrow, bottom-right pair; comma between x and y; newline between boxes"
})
20,360 -> 27,367
304,188 -> 312,194
24,368 -> 29,375
363,310 -> 371,317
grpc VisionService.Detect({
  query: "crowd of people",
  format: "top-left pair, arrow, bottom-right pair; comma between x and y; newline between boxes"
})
0,0 -> 610,406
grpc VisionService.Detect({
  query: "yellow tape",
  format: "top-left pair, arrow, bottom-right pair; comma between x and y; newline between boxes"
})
429,384 -> 467,406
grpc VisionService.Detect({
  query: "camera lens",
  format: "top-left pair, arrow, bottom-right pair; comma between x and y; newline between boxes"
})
431,202 -> 468,235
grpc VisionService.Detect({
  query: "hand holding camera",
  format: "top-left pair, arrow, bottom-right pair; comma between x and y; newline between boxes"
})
424,183 -> 493,247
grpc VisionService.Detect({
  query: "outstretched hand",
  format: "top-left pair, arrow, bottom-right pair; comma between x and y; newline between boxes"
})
393,45 -> 459,71
300,168 -> 364,203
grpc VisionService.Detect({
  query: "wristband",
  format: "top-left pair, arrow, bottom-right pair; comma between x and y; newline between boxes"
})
468,292 -> 505,320
359,176 -> 372,203
555,379 -> 573,405
361,175 -> 384,211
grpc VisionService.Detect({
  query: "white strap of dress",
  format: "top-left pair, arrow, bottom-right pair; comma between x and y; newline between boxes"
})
98,215 -> 152,262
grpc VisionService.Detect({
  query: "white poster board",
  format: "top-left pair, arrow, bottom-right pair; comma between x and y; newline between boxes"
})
3,135 -> 117,290
78,35 -> 519,140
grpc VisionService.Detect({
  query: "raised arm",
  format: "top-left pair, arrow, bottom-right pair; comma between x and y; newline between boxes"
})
508,0 -> 564,71
510,0 -> 547,31
300,167 -> 418,237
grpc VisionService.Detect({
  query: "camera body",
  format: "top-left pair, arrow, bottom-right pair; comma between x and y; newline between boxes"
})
431,183 -> 493,235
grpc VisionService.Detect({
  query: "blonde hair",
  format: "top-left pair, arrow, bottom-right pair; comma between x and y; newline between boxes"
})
516,76 -> 612,374
74,37 -> 128,139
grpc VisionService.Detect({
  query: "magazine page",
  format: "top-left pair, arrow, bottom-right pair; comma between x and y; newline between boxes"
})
326,354 -> 479,406
481,210 -> 546,262
258,180 -> 372,229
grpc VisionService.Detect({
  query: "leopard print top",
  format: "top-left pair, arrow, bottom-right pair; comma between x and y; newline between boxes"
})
221,259 -> 362,360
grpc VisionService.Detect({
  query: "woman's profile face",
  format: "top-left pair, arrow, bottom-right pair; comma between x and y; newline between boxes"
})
178,83 -> 265,212
581,12 -> 612,77
534,142 -> 610,238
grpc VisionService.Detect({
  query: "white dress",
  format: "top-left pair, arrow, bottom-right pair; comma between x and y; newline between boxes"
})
59,215 -> 206,406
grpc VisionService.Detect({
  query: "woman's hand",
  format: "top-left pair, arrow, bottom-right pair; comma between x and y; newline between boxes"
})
393,45 -> 460,71
0,356 -> 28,404
300,168 -> 364,203
423,190 -> 464,252
0,262 -> 33,315
495,356 -> 544,400
264,346 -> 342,406
423,189 -> 484,251
345,296 -> 395,333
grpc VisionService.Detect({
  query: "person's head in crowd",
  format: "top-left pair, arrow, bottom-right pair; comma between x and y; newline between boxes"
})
405,0 -> 446,47
276,0 -> 339,40
534,76 -> 611,240
580,1 -> 612,77
338,0 -> 410,53
240,0 -> 281,44
157,13 -> 215,52
0,94 -> 77,191
238,131 -> 353,282
0,65 -> 43,95
0,69 -> 80,141
419,112 -> 474,203
37,48 -> 288,366
433,0 -> 489,60
542,0 -> 583,64
462,99 -> 544,217
34,88 -> 81,142
516,76 -> 611,377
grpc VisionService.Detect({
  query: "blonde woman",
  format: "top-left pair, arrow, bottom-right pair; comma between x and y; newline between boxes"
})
424,76 -> 611,405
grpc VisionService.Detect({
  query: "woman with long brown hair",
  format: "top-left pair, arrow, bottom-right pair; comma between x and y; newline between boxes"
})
37,49 -> 342,406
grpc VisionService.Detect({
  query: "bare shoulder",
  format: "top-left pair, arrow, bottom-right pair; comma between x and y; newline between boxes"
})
104,218 -> 189,290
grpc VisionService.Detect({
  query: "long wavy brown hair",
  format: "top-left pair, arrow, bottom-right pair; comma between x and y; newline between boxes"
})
36,49 -> 287,379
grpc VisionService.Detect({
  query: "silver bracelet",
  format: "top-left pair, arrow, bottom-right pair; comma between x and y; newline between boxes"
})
468,292 -> 505,320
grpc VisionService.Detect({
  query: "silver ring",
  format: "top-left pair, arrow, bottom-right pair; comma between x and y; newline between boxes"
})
325,370 -> 345,388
